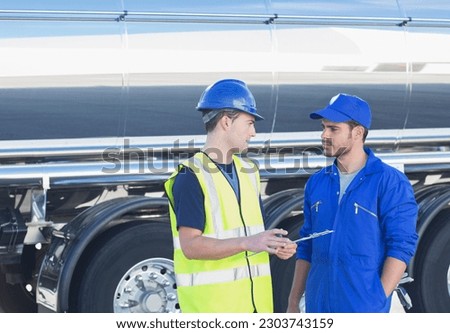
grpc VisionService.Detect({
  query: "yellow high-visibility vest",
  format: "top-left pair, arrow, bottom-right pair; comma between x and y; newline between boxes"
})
165,152 -> 273,313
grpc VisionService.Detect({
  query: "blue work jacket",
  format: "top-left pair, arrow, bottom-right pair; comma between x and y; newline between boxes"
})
297,148 -> 418,312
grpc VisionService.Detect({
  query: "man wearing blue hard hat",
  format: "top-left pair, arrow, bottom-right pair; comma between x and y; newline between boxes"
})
287,93 -> 418,313
165,79 -> 296,313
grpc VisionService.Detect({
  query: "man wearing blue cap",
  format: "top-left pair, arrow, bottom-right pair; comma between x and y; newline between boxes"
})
287,93 -> 418,313
165,79 -> 296,313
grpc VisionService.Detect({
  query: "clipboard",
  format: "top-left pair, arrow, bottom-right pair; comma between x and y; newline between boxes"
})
292,229 -> 334,243
246,229 -> 333,258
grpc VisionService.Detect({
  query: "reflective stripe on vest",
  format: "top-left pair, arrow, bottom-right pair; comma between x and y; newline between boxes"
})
176,262 -> 271,287
172,224 -> 265,251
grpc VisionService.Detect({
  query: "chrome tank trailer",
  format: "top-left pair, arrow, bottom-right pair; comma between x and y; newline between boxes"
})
0,0 -> 449,313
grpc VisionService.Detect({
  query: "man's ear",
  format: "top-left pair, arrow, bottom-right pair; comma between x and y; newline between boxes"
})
352,125 -> 363,139
220,115 -> 230,130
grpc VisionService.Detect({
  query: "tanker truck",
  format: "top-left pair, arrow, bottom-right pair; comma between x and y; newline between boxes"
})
0,0 -> 449,313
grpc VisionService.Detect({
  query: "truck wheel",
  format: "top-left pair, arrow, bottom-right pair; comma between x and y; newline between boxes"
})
406,209 -> 450,312
270,215 -> 302,312
0,272 -> 36,313
73,221 -> 178,313
417,211 -> 450,312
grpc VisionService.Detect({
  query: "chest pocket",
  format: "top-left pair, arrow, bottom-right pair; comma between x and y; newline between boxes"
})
354,202 -> 377,219
309,200 -> 334,231
346,200 -> 382,264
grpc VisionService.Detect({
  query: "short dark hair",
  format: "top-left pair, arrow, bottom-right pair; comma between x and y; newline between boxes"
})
203,109 -> 240,132
347,120 -> 369,142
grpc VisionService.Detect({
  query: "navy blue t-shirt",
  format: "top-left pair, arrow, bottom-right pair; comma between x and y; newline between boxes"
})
172,162 -> 265,232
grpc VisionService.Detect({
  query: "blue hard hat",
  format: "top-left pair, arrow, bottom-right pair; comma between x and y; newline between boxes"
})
196,79 -> 264,121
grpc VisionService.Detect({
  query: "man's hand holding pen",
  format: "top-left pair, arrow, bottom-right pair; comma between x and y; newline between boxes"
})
244,228 -> 297,260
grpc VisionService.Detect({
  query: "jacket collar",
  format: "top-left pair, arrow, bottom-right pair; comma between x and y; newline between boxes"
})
326,147 -> 383,176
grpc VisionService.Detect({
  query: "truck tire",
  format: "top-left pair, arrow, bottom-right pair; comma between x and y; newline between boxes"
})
270,215 -> 302,312
0,272 -> 36,313
406,209 -> 450,312
72,221 -> 177,313
416,211 -> 450,312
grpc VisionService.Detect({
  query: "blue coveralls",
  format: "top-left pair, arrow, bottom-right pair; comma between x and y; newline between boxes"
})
297,148 -> 418,312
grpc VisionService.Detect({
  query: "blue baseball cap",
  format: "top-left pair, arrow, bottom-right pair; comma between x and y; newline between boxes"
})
310,93 -> 371,129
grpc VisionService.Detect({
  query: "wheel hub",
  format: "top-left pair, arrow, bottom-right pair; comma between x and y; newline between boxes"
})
113,258 -> 179,313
